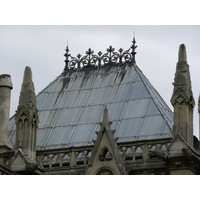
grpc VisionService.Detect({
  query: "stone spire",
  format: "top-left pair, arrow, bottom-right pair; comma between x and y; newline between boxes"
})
0,74 -> 13,152
171,44 -> 195,146
15,67 -> 39,161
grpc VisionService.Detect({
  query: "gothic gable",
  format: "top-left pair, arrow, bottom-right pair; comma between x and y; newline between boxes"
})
9,147 -> 38,173
85,108 -> 126,175
168,134 -> 189,152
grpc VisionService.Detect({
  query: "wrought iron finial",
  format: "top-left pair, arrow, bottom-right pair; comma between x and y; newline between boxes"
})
131,35 -> 137,63
64,45 -> 70,70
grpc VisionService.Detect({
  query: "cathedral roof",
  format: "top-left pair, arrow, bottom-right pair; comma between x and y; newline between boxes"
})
9,40 -> 173,150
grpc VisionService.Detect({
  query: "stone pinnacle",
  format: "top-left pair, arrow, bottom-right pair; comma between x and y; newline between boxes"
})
178,44 -> 187,63
23,66 -> 33,83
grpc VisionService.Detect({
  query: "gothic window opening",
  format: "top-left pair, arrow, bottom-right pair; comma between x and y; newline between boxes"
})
96,168 -> 114,175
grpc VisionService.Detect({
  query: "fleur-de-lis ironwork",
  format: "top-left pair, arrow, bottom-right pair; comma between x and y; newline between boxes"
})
107,45 -> 115,64
64,38 -> 137,70
107,45 -> 114,54
85,48 -> 94,67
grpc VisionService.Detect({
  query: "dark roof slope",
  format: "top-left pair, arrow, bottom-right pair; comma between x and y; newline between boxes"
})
9,61 -> 173,150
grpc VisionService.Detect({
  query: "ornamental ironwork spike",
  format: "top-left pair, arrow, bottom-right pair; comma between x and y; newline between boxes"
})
86,48 -> 94,56
97,51 -> 102,67
131,36 -> 137,63
77,54 -> 82,59
106,45 -> 115,64
85,48 -> 94,67
119,48 -> 123,53
64,45 -> 70,70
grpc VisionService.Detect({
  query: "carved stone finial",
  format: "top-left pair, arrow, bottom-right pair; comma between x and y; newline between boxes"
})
178,44 -> 187,63
102,106 -> 109,124
19,67 -> 36,106
23,66 -> 32,83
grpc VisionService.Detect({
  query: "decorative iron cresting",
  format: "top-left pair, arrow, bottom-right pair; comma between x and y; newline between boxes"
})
64,38 -> 137,70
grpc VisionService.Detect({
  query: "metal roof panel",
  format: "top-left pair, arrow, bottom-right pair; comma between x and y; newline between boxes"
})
9,64 -> 173,149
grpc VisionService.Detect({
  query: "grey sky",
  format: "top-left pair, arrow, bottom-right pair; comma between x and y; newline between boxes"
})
1,25 -> 200,138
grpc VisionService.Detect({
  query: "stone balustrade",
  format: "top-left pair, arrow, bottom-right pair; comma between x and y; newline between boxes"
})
36,138 -> 171,170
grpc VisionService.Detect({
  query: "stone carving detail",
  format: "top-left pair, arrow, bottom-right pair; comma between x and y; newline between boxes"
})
98,147 -> 113,162
64,38 -> 137,70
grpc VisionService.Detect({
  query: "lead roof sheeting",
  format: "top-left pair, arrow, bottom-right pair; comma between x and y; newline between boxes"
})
68,124 -> 97,146
40,92 -> 60,110
78,105 -> 103,124
119,67 -> 137,84
50,91 -> 67,109
80,75 -> 96,89
106,84 -> 133,103
36,92 -> 48,110
36,128 -> 52,148
63,90 -> 89,108
129,81 -> 150,100
9,131 -> 16,146
49,78 -> 63,92
70,76 -> 87,91
106,102 -> 126,121
122,99 -> 150,119
139,115 -> 165,136
162,122 -> 172,134
63,90 -> 81,108
45,126 -> 74,148
91,71 -> 116,88
115,118 -> 142,139
145,99 -> 161,116
9,117 -> 15,130
85,87 -> 109,106
55,107 -> 81,127
38,110 -> 59,128
9,64 -> 173,149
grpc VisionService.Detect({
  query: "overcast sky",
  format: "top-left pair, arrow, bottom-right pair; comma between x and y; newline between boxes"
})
1,25 -> 200,138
